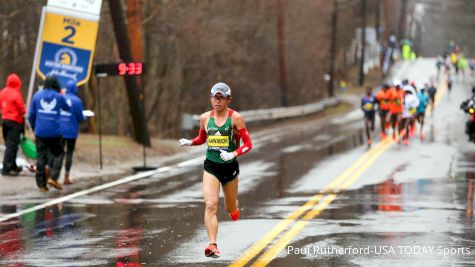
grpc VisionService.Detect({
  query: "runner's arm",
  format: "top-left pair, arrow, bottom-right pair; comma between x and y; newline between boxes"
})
191,113 -> 208,145
191,128 -> 207,145
179,112 -> 208,146
232,113 -> 252,157
374,95 -> 380,110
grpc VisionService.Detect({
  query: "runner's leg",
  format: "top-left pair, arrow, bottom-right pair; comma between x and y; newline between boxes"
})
405,118 -> 411,140
364,118 -> 371,143
385,112 -> 391,132
391,114 -> 397,139
223,177 -> 239,214
420,113 -> 425,132
203,171 -> 221,244
398,116 -> 405,141
370,113 -> 375,132
379,113 -> 386,137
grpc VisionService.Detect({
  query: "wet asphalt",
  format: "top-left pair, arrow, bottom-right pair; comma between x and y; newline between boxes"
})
1,59 -> 475,267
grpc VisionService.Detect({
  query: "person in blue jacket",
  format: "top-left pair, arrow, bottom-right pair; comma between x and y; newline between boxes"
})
59,80 -> 86,185
29,76 -> 70,192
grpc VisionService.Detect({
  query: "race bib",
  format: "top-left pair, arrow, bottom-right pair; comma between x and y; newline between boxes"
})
409,108 -> 417,115
363,103 -> 374,111
207,136 -> 229,147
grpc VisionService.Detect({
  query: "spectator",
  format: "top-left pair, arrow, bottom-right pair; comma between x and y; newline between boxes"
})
59,80 -> 86,185
0,73 -> 26,176
28,76 -> 70,192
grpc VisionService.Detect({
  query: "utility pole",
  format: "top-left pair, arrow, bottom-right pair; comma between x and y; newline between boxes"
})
126,0 -> 143,79
375,0 -> 381,45
108,0 -> 151,146
415,21 -> 422,56
276,0 -> 289,107
328,0 -> 338,97
359,0 -> 367,86
398,0 -> 408,40
126,0 -> 152,169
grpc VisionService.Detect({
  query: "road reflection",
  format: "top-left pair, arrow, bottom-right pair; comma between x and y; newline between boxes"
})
0,206 -> 24,267
376,179 -> 402,212
116,192 -> 144,267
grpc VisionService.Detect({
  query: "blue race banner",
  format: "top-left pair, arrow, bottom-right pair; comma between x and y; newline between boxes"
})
36,11 -> 99,87
38,41 -> 92,88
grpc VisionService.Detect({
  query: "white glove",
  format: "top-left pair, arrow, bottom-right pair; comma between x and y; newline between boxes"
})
220,149 -> 235,161
179,138 -> 192,147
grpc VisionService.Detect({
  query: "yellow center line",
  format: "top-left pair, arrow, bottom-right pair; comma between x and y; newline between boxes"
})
229,140 -> 387,267
250,140 -> 394,266
251,221 -> 309,267
323,140 -> 386,192
338,139 -> 394,191
251,195 -> 337,267
228,217 -> 313,267
231,77 -> 449,267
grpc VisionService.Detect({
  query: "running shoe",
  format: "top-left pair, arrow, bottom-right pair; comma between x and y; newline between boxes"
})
367,139 -> 372,146
47,178 -> 63,190
38,186 -> 49,192
403,138 -> 409,145
380,132 -> 387,139
419,132 -> 424,140
204,243 -> 221,258
229,208 -> 240,221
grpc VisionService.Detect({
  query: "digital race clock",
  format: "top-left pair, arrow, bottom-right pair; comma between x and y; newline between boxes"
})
94,62 -> 146,77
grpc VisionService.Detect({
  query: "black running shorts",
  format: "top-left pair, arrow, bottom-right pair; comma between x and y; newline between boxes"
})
364,111 -> 375,120
390,113 -> 399,123
416,111 -> 425,120
379,109 -> 389,118
204,159 -> 240,185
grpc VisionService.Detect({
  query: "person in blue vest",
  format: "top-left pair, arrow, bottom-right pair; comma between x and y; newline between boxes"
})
361,86 -> 377,147
59,80 -> 86,185
29,76 -> 70,192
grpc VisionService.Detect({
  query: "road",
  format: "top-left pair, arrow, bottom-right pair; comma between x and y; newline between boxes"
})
1,58 -> 474,266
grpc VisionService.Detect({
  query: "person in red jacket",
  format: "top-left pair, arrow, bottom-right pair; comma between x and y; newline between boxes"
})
0,73 -> 26,176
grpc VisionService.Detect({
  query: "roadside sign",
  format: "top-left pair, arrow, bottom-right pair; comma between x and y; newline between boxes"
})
27,1 -> 102,112
36,11 -> 99,87
36,8 -> 100,88
47,0 -> 102,16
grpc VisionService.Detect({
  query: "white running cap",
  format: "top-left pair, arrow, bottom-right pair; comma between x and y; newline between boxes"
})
393,79 -> 402,87
211,82 -> 231,97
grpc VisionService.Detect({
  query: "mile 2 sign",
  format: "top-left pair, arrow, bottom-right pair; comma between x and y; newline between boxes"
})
36,0 -> 102,87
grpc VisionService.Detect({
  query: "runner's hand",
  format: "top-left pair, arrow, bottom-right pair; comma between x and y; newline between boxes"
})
220,149 -> 235,161
179,138 -> 192,146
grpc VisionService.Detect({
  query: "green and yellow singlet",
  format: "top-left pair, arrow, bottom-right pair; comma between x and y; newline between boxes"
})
206,110 -> 238,163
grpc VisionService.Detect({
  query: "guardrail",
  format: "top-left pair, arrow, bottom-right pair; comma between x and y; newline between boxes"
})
183,96 -> 340,130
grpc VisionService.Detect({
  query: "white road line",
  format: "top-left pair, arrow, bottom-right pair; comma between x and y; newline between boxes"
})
0,164 -> 180,223
176,156 -> 205,167
0,128 -> 289,223
0,91 -> 385,223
